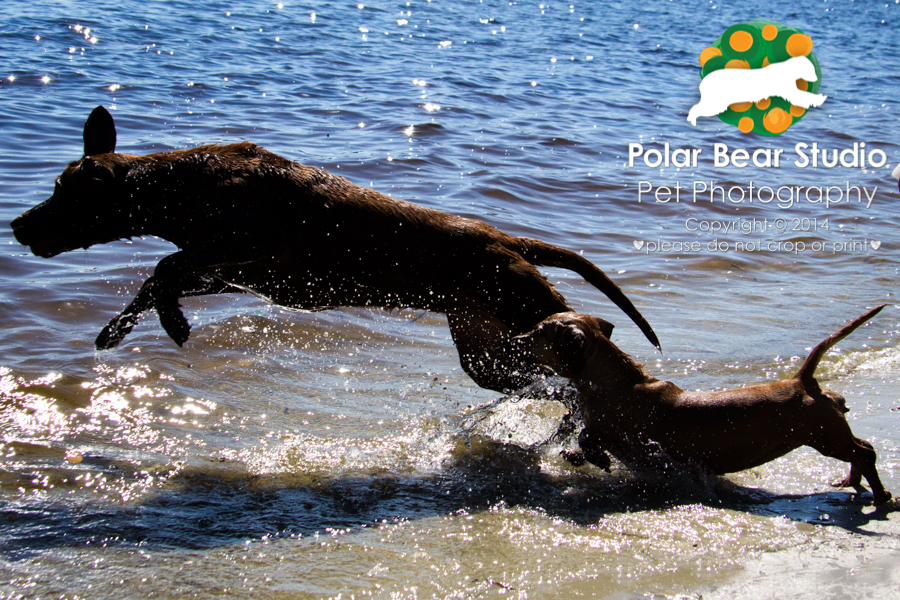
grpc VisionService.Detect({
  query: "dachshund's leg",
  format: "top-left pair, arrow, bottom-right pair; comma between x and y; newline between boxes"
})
831,463 -> 863,489
813,433 -> 891,505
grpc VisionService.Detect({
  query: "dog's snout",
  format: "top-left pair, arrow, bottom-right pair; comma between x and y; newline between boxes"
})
9,204 -> 69,258
10,213 -> 32,246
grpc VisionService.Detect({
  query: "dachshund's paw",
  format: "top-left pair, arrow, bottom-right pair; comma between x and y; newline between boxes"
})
831,475 -> 861,489
873,490 -> 893,507
562,447 -> 612,471
562,449 -> 587,466
158,304 -> 191,346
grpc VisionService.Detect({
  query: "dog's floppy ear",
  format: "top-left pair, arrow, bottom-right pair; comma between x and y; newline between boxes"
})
83,106 -> 117,156
588,316 -> 614,339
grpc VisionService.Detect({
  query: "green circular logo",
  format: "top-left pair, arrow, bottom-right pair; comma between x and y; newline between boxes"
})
696,20 -> 822,135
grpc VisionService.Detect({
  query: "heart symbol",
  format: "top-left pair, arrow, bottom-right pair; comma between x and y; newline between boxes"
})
633,240 -> 644,250
871,240 -> 882,250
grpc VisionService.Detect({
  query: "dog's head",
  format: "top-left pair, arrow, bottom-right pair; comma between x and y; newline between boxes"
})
11,107 -> 136,258
518,312 -> 645,387
786,55 -> 818,83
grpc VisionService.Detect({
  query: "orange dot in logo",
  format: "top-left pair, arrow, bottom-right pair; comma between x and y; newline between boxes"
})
762,57 -> 770,67
786,33 -> 813,57
762,24 -> 778,41
796,79 -> 809,91
738,117 -> 755,133
729,102 -> 752,112
790,105 -> 807,117
725,59 -> 750,69
763,107 -> 793,133
699,46 -> 722,66
755,97 -> 771,110
729,30 -> 753,52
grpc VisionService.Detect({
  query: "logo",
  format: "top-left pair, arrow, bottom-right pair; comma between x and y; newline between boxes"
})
688,20 -> 825,135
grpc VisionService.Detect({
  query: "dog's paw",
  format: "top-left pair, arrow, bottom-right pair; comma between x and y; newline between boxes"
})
583,447 -> 612,471
96,325 -> 122,350
562,447 -> 612,471
831,474 -> 862,489
158,304 -> 191,346
562,449 -> 587,466
95,314 -> 136,350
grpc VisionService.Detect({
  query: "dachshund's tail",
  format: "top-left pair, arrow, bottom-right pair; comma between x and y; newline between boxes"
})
519,238 -> 661,350
796,305 -> 887,382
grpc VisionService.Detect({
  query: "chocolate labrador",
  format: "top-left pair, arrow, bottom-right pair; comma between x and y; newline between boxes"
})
11,106 -> 659,392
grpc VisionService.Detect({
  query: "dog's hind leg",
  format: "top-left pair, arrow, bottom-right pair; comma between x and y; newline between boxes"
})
811,431 -> 891,505
448,252 -> 597,391
832,458 -> 864,489
448,296 -> 616,393
447,305 -> 534,393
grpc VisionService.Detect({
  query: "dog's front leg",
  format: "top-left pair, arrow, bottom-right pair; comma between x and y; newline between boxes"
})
96,271 -> 233,349
784,89 -> 827,108
151,250 -> 265,346
97,250 -> 258,349
96,276 -> 159,349
447,307 -> 541,393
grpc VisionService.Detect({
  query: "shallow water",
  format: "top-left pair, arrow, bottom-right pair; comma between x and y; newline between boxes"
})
1,1 -> 900,598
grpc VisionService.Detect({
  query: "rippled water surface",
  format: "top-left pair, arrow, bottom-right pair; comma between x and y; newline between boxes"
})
2,1 -> 900,598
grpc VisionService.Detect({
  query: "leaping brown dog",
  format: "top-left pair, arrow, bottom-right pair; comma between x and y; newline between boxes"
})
520,306 -> 892,505
11,106 -> 659,392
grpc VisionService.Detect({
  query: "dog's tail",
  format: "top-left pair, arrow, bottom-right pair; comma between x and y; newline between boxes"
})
687,104 -> 700,126
519,238 -> 661,349
795,304 -> 887,382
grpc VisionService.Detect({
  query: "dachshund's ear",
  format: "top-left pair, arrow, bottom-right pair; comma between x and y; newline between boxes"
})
525,320 -> 586,376
83,106 -> 117,156
588,316 -> 615,339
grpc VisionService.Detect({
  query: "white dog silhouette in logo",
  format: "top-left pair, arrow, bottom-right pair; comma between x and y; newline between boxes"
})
688,56 -> 827,125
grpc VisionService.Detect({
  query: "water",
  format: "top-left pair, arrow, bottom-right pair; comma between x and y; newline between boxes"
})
1,1 -> 899,597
